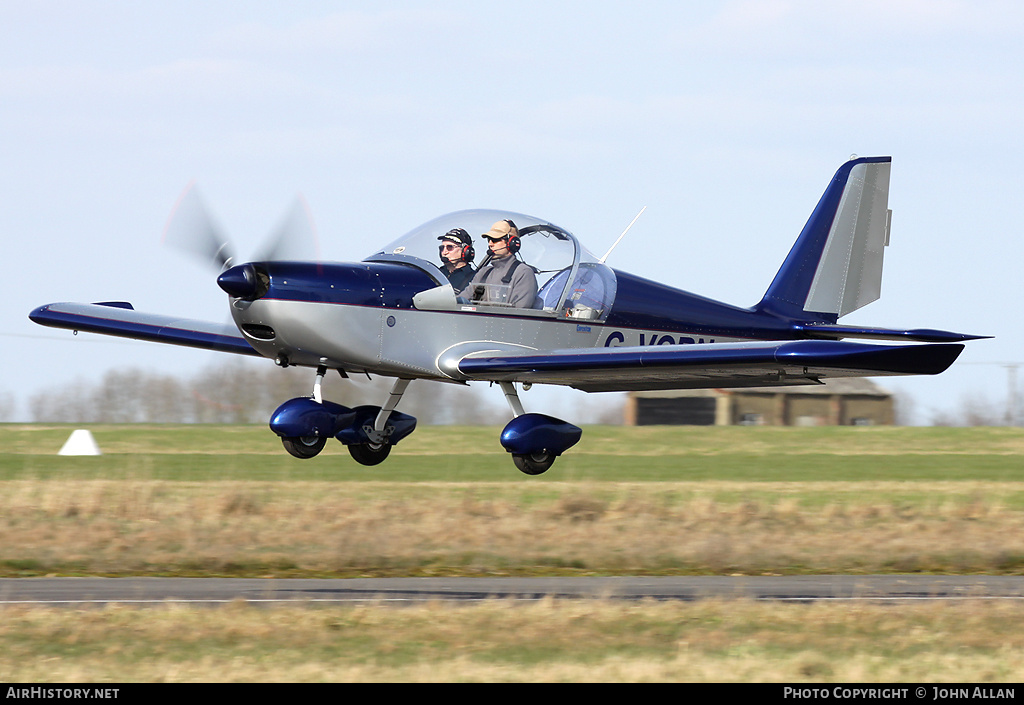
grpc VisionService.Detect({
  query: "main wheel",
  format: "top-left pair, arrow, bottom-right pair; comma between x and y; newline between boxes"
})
348,442 -> 392,466
282,435 -> 327,459
512,452 -> 555,475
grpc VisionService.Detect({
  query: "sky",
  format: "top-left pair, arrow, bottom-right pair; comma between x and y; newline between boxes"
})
3,0 -> 1022,425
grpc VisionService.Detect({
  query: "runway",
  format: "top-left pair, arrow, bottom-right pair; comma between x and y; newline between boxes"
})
2,575 -> 1024,607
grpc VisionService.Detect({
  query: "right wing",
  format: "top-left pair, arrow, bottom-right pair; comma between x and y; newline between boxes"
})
453,339 -> 965,392
29,301 -> 259,357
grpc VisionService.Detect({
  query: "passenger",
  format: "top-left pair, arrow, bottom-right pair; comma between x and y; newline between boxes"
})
466,219 -> 539,308
436,228 -> 476,294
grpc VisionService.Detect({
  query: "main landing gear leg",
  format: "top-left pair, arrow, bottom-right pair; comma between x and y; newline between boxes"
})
500,381 -> 525,418
498,382 -> 556,476
348,378 -> 411,466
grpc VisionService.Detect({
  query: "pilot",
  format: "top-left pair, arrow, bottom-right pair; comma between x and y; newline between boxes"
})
466,219 -> 539,308
437,228 -> 476,294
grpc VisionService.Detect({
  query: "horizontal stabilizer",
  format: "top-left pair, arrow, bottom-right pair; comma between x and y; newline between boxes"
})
456,339 -> 964,393
29,302 -> 259,357
792,323 -> 990,343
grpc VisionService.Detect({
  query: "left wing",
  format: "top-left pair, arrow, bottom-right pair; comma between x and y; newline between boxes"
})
29,302 -> 259,357
454,340 -> 964,392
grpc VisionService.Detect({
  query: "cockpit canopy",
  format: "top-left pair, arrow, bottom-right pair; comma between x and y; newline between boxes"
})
366,209 -> 617,321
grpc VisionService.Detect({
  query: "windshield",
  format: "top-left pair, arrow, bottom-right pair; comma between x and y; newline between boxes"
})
366,209 -> 616,320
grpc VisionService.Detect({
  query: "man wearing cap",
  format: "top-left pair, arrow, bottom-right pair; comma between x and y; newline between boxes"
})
465,219 -> 539,308
437,228 -> 476,294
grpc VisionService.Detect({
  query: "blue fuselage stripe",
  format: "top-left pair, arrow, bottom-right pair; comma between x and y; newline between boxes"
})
263,261 -> 800,342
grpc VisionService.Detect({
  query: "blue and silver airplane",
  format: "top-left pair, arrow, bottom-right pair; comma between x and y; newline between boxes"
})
30,156 -> 985,474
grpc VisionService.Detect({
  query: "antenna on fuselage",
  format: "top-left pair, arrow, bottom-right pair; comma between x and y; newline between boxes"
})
599,206 -> 646,264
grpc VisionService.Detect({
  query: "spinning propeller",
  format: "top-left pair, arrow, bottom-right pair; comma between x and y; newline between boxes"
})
162,182 -> 321,274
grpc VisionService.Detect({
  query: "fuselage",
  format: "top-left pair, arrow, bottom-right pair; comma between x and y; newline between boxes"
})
226,259 -> 799,382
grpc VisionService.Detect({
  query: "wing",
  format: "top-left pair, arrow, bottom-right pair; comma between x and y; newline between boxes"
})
455,340 -> 965,392
29,301 -> 259,357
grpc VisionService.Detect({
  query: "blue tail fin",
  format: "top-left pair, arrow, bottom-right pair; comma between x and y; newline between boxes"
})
757,156 -> 892,323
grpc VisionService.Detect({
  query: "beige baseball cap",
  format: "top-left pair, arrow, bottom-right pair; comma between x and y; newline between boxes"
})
482,220 -> 518,240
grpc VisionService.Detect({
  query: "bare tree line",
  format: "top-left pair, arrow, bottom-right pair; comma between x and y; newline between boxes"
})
0,390 -> 14,423
929,391 -> 1021,427
892,389 -> 1022,427
7,364 -> 1020,427
22,359 -> 624,425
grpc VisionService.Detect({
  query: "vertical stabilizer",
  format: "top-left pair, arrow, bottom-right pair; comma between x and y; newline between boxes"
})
757,156 -> 892,322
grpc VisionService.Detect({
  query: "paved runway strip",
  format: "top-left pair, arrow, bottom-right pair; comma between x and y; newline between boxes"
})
2,576 -> 1024,607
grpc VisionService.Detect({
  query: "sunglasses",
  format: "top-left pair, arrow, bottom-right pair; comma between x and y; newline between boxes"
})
439,243 -> 461,251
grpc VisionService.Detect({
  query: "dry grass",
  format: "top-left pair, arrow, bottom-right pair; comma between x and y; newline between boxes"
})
1,599 -> 1022,682
3,480 -> 1024,576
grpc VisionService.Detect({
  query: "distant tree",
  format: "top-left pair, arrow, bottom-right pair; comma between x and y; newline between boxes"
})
0,390 -> 14,422
583,393 -> 626,425
892,390 -> 917,427
930,391 -> 1008,427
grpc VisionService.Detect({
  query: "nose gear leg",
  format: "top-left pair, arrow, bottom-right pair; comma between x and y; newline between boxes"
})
312,364 -> 327,404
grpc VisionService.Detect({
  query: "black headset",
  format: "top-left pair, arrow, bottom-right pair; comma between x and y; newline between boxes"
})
503,219 -> 521,255
439,229 -> 475,263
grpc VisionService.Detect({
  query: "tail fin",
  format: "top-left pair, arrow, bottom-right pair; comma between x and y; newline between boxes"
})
756,156 -> 892,322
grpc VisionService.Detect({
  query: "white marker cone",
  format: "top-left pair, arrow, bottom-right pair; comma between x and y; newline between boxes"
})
58,429 -> 102,456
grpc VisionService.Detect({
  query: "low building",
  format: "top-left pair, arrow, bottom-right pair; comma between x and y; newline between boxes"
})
625,378 -> 894,426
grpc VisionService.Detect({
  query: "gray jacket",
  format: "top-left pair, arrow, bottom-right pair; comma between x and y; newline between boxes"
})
465,254 -> 539,308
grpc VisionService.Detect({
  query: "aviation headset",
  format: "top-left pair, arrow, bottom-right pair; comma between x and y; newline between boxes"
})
502,219 -> 521,255
438,229 -> 475,264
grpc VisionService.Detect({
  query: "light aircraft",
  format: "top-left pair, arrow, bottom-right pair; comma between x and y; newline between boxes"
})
30,156 -> 986,474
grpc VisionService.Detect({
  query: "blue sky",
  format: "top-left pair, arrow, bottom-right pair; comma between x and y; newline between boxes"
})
3,1 -> 1022,423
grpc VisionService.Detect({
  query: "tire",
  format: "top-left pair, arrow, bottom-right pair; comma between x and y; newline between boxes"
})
512,452 -> 555,475
282,435 -> 327,459
348,443 -> 392,466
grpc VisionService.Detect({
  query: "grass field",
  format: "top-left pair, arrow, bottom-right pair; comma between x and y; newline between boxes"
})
3,600 -> 1023,682
5,423 -> 1024,481
2,424 -> 1023,682
2,424 -> 1023,578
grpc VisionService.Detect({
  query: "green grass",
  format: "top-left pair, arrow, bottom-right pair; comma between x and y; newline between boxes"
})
3,424 -> 1023,482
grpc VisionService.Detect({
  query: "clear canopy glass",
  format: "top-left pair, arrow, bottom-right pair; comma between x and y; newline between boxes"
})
365,209 -> 617,321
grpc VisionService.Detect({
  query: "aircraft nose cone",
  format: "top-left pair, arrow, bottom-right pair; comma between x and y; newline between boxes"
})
217,264 -> 260,299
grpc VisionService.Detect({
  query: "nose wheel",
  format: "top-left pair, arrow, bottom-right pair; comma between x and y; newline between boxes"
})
270,374 -> 417,466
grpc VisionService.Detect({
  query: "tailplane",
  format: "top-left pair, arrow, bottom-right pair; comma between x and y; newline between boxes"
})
757,156 -> 892,322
